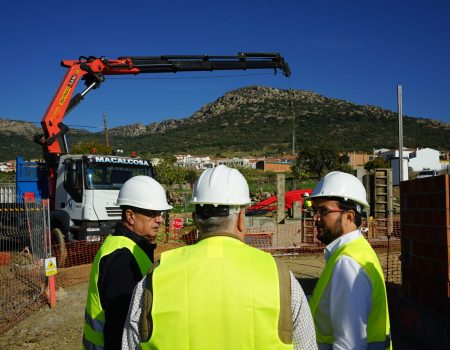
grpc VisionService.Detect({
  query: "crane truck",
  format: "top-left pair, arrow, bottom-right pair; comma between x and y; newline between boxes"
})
19,53 -> 290,256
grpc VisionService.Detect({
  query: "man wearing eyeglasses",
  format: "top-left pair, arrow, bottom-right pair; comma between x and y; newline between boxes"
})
307,171 -> 391,350
83,176 -> 172,350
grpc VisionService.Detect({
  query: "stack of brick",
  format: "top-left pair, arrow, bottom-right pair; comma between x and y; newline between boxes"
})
400,174 -> 450,315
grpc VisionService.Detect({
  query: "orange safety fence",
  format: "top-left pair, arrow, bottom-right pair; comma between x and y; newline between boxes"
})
0,199 -> 51,335
52,217 -> 402,290
1,214 -> 402,335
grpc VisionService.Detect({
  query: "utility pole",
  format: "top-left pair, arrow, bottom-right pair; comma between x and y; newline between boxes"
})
103,112 -> 110,147
290,89 -> 295,155
397,86 -> 404,182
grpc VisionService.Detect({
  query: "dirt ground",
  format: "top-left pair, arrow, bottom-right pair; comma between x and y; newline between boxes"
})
0,255 -> 324,349
0,281 -> 86,349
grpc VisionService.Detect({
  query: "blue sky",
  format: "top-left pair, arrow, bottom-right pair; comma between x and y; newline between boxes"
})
1,0 -> 449,129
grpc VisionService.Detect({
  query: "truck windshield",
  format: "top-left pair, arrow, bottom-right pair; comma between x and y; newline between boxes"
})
85,164 -> 150,190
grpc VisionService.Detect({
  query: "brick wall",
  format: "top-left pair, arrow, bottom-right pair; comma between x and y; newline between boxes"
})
400,174 -> 450,315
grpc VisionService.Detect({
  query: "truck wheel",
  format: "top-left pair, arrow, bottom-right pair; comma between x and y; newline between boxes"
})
51,228 -> 67,268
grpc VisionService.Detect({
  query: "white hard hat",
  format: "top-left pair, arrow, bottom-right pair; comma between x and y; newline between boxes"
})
310,171 -> 369,208
191,165 -> 251,206
303,192 -> 310,197
116,176 -> 173,211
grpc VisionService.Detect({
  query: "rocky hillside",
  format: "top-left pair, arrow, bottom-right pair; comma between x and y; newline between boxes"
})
1,85 -> 450,160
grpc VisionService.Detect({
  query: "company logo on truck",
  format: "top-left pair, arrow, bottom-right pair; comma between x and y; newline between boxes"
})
92,156 -> 150,166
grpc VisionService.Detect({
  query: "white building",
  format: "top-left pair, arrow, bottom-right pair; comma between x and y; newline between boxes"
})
215,158 -> 252,168
375,147 -> 442,185
407,148 -> 441,172
175,155 -> 214,169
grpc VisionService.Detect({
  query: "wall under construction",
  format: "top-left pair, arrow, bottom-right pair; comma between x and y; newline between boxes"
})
397,174 -> 450,348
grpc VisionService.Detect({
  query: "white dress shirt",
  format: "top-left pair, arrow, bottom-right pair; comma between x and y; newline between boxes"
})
315,230 -> 372,350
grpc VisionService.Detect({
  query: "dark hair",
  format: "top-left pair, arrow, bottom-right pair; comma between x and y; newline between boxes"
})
121,206 -> 131,221
337,199 -> 363,227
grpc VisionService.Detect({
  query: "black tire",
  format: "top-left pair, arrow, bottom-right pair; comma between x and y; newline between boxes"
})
51,228 -> 67,268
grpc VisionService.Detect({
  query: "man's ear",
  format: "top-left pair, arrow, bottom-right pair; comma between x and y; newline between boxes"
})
237,209 -> 245,233
125,209 -> 135,225
344,210 -> 356,226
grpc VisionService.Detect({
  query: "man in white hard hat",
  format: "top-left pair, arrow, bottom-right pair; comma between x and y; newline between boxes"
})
307,171 -> 391,349
122,165 -> 317,350
83,176 -> 172,350
302,192 -> 312,211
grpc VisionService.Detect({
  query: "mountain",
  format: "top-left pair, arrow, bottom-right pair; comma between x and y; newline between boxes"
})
1,85 -> 450,161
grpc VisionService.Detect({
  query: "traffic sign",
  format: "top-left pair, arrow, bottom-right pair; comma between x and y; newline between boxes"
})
45,257 -> 57,276
172,218 -> 184,230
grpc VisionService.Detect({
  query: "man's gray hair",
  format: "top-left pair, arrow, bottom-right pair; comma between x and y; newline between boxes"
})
195,206 -> 243,235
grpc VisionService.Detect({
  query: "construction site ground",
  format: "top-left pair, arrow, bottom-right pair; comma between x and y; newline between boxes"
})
0,254 -> 415,349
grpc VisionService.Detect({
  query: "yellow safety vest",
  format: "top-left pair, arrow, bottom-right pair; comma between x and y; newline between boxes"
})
303,199 -> 312,209
141,235 -> 293,350
82,235 -> 151,350
309,236 -> 392,349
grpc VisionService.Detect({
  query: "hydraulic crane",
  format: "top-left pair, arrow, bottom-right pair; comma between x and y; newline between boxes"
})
27,52 -> 290,248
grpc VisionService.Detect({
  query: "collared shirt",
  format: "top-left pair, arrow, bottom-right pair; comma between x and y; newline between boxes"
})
316,230 -> 372,350
122,272 -> 318,350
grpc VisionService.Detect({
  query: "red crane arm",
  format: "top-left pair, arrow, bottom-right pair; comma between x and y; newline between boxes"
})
36,53 -> 291,155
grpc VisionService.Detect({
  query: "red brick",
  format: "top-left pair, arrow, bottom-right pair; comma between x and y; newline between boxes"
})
405,226 -> 449,245
410,240 -> 450,262
407,255 -> 449,280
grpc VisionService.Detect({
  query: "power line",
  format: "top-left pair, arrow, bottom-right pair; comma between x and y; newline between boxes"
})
25,121 -> 102,129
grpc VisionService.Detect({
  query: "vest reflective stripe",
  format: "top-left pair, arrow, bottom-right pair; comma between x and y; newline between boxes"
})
141,236 -> 293,350
84,311 -> 105,333
82,336 -> 104,350
367,335 -> 391,350
309,236 -> 391,349
83,235 -> 151,350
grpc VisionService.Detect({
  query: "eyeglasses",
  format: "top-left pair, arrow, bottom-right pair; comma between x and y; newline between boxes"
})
132,209 -> 167,218
307,207 -> 346,217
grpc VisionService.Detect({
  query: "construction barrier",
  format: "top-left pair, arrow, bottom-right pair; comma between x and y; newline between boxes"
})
0,199 -> 51,334
0,213 -> 402,335
51,216 -> 402,290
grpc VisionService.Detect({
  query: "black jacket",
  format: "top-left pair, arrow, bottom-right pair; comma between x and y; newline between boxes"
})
97,223 -> 156,349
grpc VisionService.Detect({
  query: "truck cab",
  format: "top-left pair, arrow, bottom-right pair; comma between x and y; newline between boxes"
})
55,154 -> 155,240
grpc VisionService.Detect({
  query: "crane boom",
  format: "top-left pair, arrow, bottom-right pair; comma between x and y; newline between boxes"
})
33,52 -> 290,205
35,52 -> 290,156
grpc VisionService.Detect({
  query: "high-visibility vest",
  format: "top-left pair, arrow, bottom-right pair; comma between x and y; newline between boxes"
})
82,235 -> 151,350
309,236 -> 392,349
303,199 -> 312,209
140,235 -> 293,350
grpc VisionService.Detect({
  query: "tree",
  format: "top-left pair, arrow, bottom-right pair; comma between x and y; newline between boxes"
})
234,166 -> 262,183
293,147 -> 354,180
71,141 -> 112,155
154,155 -> 186,186
185,169 -> 199,188
291,158 -> 310,182
364,157 -> 390,171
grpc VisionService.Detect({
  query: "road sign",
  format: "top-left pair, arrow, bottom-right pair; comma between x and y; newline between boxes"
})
45,257 -> 57,276
172,218 -> 184,230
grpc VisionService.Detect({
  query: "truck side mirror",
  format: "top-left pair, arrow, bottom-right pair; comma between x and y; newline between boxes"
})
66,162 -> 78,189
63,159 -> 83,203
